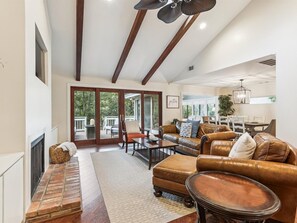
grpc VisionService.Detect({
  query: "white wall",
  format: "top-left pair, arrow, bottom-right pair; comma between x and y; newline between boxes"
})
24,0 -> 53,210
1,0 -> 54,216
52,74 -> 217,142
219,82 -> 276,122
0,0 -> 26,153
179,0 -> 297,146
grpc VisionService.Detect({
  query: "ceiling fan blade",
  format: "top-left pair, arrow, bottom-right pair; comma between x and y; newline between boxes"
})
134,0 -> 168,10
157,2 -> 182,24
181,0 -> 216,15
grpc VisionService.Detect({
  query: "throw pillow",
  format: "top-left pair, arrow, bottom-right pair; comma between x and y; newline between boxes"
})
187,119 -> 201,138
179,123 -> 192,138
229,133 -> 256,159
253,133 -> 290,162
175,121 -> 184,134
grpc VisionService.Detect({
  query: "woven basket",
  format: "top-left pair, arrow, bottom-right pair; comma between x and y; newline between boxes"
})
49,143 -> 71,164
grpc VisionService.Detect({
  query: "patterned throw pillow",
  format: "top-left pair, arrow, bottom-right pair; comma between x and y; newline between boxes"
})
179,123 -> 192,138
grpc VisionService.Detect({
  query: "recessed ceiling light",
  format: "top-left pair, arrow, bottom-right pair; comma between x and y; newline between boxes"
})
199,22 -> 207,30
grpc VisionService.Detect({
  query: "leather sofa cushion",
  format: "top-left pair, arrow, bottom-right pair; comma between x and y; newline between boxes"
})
178,137 -> 201,150
163,133 -> 181,143
161,124 -> 177,134
153,154 -> 197,184
253,133 -> 290,162
176,145 -> 199,156
197,123 -> 217,138
215,125 -> 231,132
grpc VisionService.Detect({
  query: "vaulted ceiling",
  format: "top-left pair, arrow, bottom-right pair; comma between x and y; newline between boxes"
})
47,0 -> 252,85
175,55 -> 276,87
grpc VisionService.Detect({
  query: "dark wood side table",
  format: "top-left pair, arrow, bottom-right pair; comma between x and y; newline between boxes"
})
132,138 -> 178,170
186,171 -> 281,223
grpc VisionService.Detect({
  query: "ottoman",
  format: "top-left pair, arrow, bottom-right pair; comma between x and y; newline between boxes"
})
152,154 -> 197,207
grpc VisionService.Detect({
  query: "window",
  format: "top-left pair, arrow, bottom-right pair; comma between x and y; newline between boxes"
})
35,25 -> 47,84
182,95 -> 217,119
250,96 -> 276,104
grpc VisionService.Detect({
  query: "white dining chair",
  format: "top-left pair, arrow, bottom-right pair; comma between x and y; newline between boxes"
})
218,116 -> 230,127
230,116 -> 246,135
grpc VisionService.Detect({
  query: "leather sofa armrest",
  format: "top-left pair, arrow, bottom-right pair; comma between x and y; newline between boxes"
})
210,141 -> 235,156
196,155 -> 297,187
200,131 -> 237,154
159,125 -> 177,137
203,131 -> 237,142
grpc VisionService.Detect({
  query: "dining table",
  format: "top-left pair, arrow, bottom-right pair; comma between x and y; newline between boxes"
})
244,122 -> 269,132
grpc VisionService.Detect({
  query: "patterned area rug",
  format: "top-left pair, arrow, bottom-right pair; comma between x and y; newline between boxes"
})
91,150 -> 194,223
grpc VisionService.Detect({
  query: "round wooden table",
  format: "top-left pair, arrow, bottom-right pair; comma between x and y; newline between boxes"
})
186,171 -> 281,223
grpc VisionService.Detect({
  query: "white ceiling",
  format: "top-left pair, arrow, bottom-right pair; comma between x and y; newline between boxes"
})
174,55 -> 276,87
47,0 -> 252,83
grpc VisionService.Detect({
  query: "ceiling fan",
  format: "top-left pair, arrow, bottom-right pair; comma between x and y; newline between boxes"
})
134,0 -> 216,24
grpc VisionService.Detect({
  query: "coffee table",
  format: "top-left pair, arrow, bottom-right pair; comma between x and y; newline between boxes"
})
132,138 -> 178,170
186,171 -> 281,223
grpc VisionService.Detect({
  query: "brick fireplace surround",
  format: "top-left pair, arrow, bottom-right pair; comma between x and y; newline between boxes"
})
25,158 -> 82,222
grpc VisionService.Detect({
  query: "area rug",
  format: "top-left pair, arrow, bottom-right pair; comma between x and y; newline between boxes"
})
91,150 -> 194,223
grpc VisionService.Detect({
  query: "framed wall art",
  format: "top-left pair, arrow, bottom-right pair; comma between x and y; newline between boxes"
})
166,95 -> 179,109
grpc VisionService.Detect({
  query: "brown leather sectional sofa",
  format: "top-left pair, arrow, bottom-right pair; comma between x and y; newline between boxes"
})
153,133 -> 297,223
160,122 -> 237,156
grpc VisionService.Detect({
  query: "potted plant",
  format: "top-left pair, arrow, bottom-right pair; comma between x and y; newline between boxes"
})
171,118 -> 179,125
218,95 -> 235,116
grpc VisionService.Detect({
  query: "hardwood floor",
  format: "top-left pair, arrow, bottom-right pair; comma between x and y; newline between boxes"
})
44,145 -> 118,223
44,144 -> 281,223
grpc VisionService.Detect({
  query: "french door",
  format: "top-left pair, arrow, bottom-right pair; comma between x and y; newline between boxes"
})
97,89 -> 122,145
71,87 -> 162,146
71,87 -> 97,145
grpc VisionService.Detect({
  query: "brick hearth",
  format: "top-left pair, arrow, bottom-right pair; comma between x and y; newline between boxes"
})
26,158 -> 82,222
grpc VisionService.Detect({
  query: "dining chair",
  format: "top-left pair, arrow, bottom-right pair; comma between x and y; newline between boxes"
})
209,116 -> 217,124
218,116 -> 230,127
251,119 -> 276,137
230,116 -> 245,135
253,116 -> 266,130
202,116 -> 209,123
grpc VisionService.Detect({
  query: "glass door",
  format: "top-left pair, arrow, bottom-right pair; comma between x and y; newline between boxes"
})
144,93 -> 162,136
124,92 -> 141,125
97,90 -> 121,144
71,87 -> 96,145
71,87 -> 162,146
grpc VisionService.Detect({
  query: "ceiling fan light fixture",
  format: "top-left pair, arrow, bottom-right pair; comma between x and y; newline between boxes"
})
134,0 -> 168,10
157,1 -> 182,24
171,3 -> 177,8
135,0 -> 216,23
181,0 -> 216,15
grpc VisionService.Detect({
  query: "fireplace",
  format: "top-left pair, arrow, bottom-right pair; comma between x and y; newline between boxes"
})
31,134 -> 45,198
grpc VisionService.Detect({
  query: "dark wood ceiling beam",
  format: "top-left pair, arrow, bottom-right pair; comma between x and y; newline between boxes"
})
141,14 -> 199,85
112,10 -> 147,83
76,0 -> 84,81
